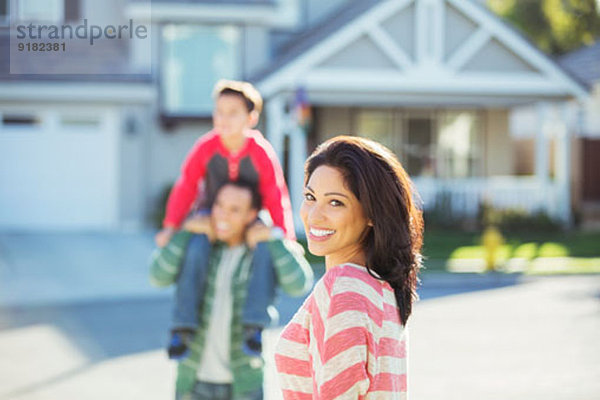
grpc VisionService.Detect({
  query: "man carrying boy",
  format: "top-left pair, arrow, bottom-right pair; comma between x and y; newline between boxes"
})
151,181 -> 313,400
154,80 -> 295,357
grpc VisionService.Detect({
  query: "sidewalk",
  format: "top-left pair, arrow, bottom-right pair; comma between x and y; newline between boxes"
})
0,231 -> 169,307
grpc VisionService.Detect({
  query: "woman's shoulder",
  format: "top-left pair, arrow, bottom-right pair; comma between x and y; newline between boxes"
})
323,263 -> 390,297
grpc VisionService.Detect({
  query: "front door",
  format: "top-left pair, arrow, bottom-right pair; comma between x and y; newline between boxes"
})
582,138 -> 600,202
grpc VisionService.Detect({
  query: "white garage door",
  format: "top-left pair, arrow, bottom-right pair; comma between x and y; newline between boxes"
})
0,108 -> 119,230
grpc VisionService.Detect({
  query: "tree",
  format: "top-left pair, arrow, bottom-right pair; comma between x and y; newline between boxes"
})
487,0 -> 600,55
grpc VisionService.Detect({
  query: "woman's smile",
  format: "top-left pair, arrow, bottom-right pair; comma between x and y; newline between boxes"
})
307,226 -> 336,241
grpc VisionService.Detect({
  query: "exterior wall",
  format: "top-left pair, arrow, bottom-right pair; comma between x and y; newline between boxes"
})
381,2 -> 415,60
582,82 -> 600,137
483,108 -> 514,176
82,0 -> 127,24
313,106 -> 353,144
462,39 -> 538,73
444,3 -> 477,60
509,101 -> 584,212
118,106 -> 152,230
319,35 -> 398,69
243,26 -> 270,79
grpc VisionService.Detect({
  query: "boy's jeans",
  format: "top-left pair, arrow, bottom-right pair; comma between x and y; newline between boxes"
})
173,233 -> 276,329
176,381 -> 263,400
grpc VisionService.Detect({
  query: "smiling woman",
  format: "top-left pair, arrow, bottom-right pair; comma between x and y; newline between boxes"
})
301,165 -> 372,269
275,135 -> 424,399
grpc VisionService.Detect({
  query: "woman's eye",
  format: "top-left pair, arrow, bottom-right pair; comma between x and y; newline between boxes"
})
330,199 -> 344,207
304,193 -> 315,201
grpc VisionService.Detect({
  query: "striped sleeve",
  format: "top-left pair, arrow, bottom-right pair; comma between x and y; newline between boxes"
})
311,268 -> 372,399
149,231 -> 191,287
268,239 -> 314,297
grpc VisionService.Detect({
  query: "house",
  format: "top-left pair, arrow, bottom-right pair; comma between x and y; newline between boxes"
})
508,41 -> 600,229
556,42 -> 599,228
0,0 -> 589,232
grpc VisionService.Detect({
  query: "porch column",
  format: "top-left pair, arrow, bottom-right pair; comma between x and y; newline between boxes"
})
535,102 -> 551,214
266,93 -> 286,162
554,103 -> 573,224
288,124 -> 308,234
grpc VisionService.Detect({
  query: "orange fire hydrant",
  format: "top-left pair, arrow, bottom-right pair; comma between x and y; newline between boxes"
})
482,226 -> 504,272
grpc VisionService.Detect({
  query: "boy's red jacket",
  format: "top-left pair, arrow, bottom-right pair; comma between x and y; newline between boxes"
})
163,129 -> 295,239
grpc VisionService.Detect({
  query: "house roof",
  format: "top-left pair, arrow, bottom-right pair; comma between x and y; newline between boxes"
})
257,0 -> 382,82
254,0 -> 588,104
558,41 -> 600,87
129,0 -> 274,4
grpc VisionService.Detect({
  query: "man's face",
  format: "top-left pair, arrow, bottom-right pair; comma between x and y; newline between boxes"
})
212,94 -> 256,139
211,184 -> 258,245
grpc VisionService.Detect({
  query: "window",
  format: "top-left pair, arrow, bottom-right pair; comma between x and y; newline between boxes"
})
1,0 -> 9,24
355,109 -> 396,152
16,0 -> 63,23
61,115 -> 100,129
354,109 -> 483,178
63,0 -> 79,22
3,1 -> 78,25
161,24 -> 241,116
406,117 -> 435,177
437,111 -> 482,178
1,113 -> 41,128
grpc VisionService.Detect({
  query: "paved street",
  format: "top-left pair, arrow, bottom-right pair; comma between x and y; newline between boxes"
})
1,233 -> 599,399
409,275 -> 600,400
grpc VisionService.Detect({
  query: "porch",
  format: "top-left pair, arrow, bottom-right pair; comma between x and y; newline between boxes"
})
414,176 -> 563,219
273,102 -> 575,226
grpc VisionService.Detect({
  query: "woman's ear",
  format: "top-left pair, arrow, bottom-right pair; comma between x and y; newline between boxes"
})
367,220 -> 374,227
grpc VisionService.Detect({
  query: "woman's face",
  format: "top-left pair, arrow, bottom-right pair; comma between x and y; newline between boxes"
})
300,165 -> 371,268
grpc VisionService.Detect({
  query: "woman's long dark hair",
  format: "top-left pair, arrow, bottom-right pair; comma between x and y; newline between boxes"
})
305,136 -> 424,325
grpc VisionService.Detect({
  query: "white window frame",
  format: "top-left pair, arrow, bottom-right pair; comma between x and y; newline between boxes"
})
160,23 -> 242,117
0,111 -> 44,133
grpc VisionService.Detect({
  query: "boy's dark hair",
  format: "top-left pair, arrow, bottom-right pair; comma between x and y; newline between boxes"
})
221,180 -> 262,211
213,79 -> 263,114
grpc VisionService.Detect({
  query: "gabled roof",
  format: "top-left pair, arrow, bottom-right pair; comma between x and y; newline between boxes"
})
260,0 -> 382,81
129,0 -> 275,4
559,41 -> 600,87
255,0 -> 588,103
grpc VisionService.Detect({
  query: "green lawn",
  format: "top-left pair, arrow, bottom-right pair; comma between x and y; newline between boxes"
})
422,229 -> 600,274
298,230 -> 600,275
422,229 -> 600,259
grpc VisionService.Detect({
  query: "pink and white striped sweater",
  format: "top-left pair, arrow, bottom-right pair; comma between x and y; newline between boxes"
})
275,263 -> 408,400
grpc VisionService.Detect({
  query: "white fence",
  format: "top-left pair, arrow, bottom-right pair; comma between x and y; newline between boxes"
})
413,176 -> 561,218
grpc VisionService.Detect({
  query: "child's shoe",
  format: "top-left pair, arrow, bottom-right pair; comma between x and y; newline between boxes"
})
242,325 -> 263,357
168,328 -> 194,360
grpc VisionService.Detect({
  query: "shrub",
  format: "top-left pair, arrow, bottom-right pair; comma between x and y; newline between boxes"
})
477,201 -> 562,233
150,183 -> 174,229
423,191 -> 472,230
